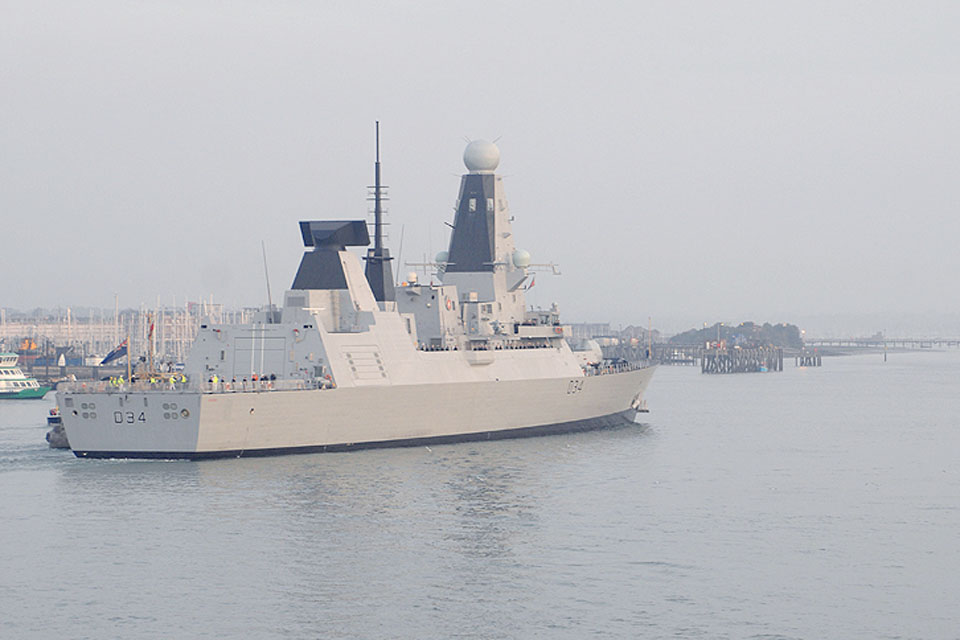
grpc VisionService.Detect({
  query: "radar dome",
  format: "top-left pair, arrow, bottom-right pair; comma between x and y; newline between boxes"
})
463,140 -> 500,173
435,250 -> 449,263
407,271 -> 418,283
512,249 -> 531,268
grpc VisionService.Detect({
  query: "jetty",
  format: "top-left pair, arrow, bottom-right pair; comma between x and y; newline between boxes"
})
805,337 -> 960,350
701,347 -> 783,374
600,343 -> 698,366
795,349 -> 822,367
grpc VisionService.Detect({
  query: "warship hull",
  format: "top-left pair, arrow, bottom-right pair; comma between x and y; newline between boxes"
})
62,366 -> 654,459
57,136 -> 659,460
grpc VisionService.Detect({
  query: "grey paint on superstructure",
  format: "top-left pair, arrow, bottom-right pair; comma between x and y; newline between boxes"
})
292,220 -> 370,291
395,283 -> 460,348
445,174 -> 497,272
433,150 -> 528,336
292,251 -> 349,290
364,246 -> 395,303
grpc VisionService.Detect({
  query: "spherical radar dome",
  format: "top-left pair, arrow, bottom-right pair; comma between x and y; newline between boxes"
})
512,249 -> 531,269
463,140 -> 500,173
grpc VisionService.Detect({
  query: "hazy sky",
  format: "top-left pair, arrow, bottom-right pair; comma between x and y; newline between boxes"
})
2,1 -> 958,330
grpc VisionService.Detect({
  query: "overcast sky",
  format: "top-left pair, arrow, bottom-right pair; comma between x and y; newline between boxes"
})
2,1 -> 958,331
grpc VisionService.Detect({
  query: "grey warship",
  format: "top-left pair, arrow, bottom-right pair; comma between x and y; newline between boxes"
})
57,134 -> 656,459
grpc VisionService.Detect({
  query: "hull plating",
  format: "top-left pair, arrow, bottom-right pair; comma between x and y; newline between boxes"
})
63,367 -> 654,459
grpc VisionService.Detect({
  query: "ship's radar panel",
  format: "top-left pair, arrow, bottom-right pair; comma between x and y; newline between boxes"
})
299,220 -> 370,248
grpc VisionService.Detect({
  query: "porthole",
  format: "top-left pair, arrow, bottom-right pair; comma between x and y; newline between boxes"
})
180,409 -> 190,418
171,413 -> 178,420
163,403 -> 170,410
164,412 -> 171,419
170,403 -> 177,410
90,412 -> 97,419
82,412 -> 89,419
81,403 -> 88,410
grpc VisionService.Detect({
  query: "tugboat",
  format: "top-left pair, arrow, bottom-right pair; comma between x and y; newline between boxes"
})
57,132 -> 656,459
0,352 -> 51,399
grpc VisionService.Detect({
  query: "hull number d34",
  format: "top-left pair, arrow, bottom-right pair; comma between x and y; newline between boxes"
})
114,411 -> 146,424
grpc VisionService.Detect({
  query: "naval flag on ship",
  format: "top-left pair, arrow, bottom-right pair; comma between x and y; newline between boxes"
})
100,338 -> 128,366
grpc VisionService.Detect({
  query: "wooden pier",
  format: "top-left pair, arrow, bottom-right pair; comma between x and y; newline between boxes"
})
701,347 -> 783,374
795,350 -> 822,367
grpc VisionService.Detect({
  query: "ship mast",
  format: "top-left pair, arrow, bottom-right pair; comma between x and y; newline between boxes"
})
374,121 -> 383,253
363,121 -> 395,303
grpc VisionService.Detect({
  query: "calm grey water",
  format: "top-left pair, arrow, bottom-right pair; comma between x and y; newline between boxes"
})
2,351 -> 959,639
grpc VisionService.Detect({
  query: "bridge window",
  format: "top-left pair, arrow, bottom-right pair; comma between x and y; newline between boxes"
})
468,198 -> 477,212
487,198 -> 494,212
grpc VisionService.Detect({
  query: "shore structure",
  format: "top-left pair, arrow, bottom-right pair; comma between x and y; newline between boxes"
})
701,346 -> 784,374
0,303 -> 256,391
57,135 -> 655,459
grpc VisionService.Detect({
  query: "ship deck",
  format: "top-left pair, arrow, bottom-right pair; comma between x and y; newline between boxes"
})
58,361 -> 651,396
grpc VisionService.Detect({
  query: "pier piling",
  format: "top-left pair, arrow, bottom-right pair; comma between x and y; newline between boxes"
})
701,347 -> 783,374
795,350 -> 822,367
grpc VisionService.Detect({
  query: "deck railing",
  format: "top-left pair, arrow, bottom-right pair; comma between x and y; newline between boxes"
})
582,361 -> 651,377
58,378 -> 333,395
58,360 -> 651,394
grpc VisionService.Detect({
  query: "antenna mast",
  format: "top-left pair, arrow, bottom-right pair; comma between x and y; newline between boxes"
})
363,121 -> 395,303
374,121 -> 383,252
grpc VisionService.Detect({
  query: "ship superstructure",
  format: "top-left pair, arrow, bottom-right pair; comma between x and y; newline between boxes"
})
57,135 -> 655,458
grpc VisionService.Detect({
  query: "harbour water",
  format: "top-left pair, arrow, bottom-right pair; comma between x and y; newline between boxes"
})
1,351 -> 958,639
